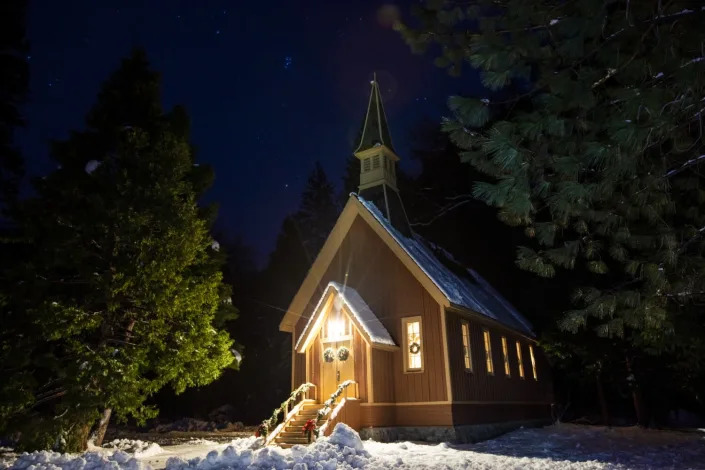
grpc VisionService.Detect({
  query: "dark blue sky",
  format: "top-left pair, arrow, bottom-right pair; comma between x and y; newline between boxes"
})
21,1 -> 473,264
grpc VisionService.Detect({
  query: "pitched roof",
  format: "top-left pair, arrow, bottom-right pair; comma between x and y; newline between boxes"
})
357,196 -> 535,336
279,195 -> 535,338
354,73 -> 394,154
295,281 -> 396,352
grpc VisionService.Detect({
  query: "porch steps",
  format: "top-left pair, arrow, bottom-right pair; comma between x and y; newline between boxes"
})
273,401 -> 326,449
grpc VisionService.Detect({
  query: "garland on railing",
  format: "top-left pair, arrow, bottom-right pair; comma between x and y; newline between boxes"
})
316,379 -> 355,422
259,382 -> 314,437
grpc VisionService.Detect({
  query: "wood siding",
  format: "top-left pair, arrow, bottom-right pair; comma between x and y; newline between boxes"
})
292,215 -> 448,403
324,399 -> 361,434
445,309 -> 553,409
361,404 -> 453,427
352,329 -> 368,402
293,352 -> 306,390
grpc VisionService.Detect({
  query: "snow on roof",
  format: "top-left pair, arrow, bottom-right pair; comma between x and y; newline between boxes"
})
294,281 -> 396,351
356,195 -> 535,336
328,281 -> 396,347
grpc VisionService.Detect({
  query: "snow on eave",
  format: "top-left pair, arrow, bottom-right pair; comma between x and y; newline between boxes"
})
329,281 -> 396,347
294,282 -> 395,351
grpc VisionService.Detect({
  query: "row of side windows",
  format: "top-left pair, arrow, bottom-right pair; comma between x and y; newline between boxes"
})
401,316 -> 538,381
461,320 -> 537,380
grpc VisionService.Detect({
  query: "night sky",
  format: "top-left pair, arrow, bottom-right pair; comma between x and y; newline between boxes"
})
20,1 -> 474,264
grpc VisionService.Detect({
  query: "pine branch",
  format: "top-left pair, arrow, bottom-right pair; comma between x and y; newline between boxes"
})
664,155 -> 705,178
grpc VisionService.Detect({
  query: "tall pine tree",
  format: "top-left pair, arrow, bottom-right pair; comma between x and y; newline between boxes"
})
295,161 -> 338,257
399,1 -> 705,421
0,50 -> 236,450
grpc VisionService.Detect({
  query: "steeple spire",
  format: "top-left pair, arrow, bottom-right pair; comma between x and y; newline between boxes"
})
354,73 -> 410,236
354,73 -> 394,154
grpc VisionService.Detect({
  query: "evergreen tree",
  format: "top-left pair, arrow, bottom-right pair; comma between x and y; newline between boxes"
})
399,1 -> 705,421
0,0 -> 29,211
295,162 -> 338,257
0,50 -> 236,450
340,155 -> 360,207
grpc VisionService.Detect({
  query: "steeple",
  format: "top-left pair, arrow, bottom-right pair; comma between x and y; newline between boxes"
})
354,73 -> 411,236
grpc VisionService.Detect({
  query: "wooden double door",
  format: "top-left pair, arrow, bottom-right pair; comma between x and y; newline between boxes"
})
320,338 -> 355,402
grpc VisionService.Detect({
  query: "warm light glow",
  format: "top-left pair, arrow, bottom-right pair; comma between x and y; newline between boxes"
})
327,317 -> 346,341
483,330 -> 494,375
516,342 -> 525,379
461,321 -> 472,371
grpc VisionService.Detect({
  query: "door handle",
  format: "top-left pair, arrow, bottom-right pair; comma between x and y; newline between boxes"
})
336,370 -> 340,382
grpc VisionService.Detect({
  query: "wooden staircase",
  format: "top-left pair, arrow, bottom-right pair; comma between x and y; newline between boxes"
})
272,400 -> 325,448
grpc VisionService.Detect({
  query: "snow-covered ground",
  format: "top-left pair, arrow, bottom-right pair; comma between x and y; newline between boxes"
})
2,423 -> 703,470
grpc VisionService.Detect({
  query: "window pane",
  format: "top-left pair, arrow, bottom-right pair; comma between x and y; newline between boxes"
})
529,345 -> 538,380
483,330 -> 494,374
406,319 -> 422,371
502,337 -> 510,376
516,342 -> 525,379
461,322 -> 472,371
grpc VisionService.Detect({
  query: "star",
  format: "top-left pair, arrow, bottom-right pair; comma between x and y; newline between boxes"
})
215,30 -> 221,35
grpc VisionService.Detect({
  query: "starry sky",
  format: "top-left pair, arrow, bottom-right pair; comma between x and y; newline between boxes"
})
20,0 -> 472,264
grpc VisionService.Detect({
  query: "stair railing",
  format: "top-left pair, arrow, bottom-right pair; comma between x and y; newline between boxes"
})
315,380 -> 358,436
261,382 -> 316,445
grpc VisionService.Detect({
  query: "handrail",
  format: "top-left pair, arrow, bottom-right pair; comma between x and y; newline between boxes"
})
316,380 -> 358,422
260,382 -> 316,441
317,397 -> 349,436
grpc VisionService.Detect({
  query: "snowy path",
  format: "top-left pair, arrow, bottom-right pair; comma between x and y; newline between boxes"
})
138,440 -> 231,469
3,423 -> 704,470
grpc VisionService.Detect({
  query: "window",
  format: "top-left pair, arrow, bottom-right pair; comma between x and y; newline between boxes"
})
501,336 -> 511,377
372,155 -> 381,169
483,329 -> 494,375
461,321 -> 472,372
322,313 -> 350,342
363,158 -> 371,172
516,341 -> 525,379
402,316 -> 423,372
529,344 -> 538,380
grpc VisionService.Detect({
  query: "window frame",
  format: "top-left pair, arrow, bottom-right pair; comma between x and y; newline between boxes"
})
320,311 -> 352,343
516,341 -> 525,379
483,329 -> 494,375
501,336 -> 511,377
402,316 -> 424,373
529,344 -> 538,380
460,320 -> 473,372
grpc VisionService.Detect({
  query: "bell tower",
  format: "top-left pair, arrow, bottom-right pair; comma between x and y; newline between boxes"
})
354,74 -> 411,236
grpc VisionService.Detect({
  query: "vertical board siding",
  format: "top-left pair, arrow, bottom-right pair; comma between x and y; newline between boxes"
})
352,329 -> 368,402
293,215 -> 448,406
445,310 -> 553,407
293,353 -> 306,390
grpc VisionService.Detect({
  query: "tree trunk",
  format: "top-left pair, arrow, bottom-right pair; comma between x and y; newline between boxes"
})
90,407 -> 112,447
625,355 -> 646,426
596,373 -> 610,426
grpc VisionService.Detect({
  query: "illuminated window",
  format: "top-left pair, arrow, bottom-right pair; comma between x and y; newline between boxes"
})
402,316 -> 423,372
516,342 -> 525,379
529,344 -> 538,380
363,158 -> 371,172
501,336 -> 510,377
322,314 -> 350,342
372,155 -> 380,169
483,329 -> 494,375
461,321 -> 472,371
